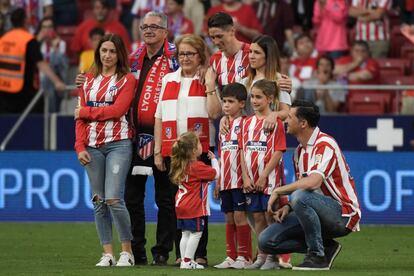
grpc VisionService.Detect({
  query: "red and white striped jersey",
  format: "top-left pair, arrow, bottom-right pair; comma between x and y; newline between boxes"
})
131,0 -> 166,18
175,161 -> 217,219
293,127 -> 361,231
242,115 -> 286,195
209,43 -> 250,88
218,116 -> 244,191
352,0 -> 391,41
75,73 -> 135,154
289,56 -> 318,83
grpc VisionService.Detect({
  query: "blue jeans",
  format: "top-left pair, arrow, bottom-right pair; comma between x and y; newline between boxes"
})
259,189 -> 351,257
85,139 -> 133,245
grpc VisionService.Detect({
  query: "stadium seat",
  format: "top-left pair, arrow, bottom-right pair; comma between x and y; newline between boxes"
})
390,26 -> 410,58
376,58 -> 410,77
348,92 -> 391,114
381,75 -> 414,113
56,26 -> 78,65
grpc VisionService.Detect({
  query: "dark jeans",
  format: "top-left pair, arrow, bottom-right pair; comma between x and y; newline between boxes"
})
259,189 -> 351,257
125,164 -> 176,260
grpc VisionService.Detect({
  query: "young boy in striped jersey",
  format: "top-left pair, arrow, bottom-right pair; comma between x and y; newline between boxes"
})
214,83 -> 252,269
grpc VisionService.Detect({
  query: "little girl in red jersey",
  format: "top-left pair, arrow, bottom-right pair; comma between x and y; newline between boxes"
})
170,131 -> 220,269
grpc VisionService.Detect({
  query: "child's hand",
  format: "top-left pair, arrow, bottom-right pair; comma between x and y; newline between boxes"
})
213,183 -> 220,200
254,176 -> 267,192
243,177 -> 254,193
207,150 -> 216,160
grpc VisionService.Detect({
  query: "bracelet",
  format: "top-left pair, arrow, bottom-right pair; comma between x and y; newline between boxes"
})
286,202 -> 292,211
154,151 -> 161,156
205,89 -> 216,95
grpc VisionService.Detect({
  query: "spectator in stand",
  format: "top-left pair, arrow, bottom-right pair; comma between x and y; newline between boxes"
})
205,0 -> 263,43
334,40 -> 380,99
184,0 -> 204,35
289,34 -> 318,84
312,0 -> 349,60
0,0 -> 15,34
36,16 -> 68,113
291,0 -> 315,32
398,0 -> 414,32
252,0 -> 295,54
349,0 -> 391,58
71,0 -> 131,55
165,0 -> 194,42
79,27 -> 105,74
131,0 -> 165,46
297,55 -> 346,113
51,0 -> 78,26
0,8 -> 65,114
11,0 -> 53,32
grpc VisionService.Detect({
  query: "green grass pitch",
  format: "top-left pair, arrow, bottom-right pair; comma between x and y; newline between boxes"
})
0,223 -> 413,275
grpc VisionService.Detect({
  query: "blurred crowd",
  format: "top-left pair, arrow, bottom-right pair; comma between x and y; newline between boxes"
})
0,0 -> 413,114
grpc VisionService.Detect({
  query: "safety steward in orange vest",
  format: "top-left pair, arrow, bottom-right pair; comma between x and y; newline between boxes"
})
0,29 -> 33,93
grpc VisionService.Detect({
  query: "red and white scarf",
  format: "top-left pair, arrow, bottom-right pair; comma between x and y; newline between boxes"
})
129,39 -> 178,128
159,68 -> 210,157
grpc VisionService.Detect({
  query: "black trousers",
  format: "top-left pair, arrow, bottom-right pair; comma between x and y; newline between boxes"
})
125,164 -> 176,259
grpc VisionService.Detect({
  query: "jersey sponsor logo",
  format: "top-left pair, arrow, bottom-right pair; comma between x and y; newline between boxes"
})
221,140 -> 238,151
86,101 -> 113,107
246,141 -> 267,152
137,133 -> 154,160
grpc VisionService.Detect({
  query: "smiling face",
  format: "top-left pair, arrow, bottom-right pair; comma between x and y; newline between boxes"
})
249,43 -> 266,70
141,15 -> 168,46
250,86 -> 273,113
178,42 -> 201,76
99,41 -> 118,70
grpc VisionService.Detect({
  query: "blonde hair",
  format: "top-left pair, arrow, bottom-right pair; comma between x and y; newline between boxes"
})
175,34 -> 207,66
169,132 -> 200,185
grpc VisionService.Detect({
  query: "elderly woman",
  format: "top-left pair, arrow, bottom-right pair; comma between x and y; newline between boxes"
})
154,34 -> 221,266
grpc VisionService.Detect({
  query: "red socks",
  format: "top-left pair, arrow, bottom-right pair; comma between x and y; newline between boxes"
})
226,223 -> 237,260
236,224 -> 252,261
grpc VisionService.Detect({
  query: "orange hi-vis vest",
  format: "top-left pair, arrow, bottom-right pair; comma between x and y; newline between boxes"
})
0,29 -> 33,93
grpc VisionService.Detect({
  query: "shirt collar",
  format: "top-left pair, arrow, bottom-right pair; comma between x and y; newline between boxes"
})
307,127 -> 320,146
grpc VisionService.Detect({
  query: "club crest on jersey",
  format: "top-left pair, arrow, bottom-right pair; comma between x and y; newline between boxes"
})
131,61 -> 138,72
194,123 -> 203,134
234,125 -> 241,134
165,127 -> 172,139
237,65 -> 246,77
138,134 -> 154,160
109,85 -> 118,96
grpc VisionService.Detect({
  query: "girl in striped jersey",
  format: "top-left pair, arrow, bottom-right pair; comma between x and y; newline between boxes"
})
240,79 -> 288,270
74,34 -> 136,267
170,132 -> 220,269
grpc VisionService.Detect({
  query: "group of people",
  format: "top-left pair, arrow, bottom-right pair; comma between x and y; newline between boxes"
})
74,9 -> 361,271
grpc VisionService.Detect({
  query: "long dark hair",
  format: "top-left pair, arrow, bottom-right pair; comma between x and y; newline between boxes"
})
92,33 -> 129,80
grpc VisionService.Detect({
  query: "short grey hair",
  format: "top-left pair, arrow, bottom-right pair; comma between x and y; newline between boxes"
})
143,11 -> 168,29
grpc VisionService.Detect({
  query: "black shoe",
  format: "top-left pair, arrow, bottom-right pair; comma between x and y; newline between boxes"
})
151,255 -> 168,266
135,255 -> 148,265
324,240 -> 342,269
293,253 -> 329,271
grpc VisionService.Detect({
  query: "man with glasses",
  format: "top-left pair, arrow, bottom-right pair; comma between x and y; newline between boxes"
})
125,11 -> 179,266
259,100 -> 361,270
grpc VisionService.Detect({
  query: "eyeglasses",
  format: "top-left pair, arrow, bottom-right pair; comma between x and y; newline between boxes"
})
140,24 -> 166,32
178,52 -> 198,59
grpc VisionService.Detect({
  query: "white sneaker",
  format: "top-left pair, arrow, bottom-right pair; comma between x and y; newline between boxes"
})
260,255 -> 279,270
229,256 -> 251,269
244,255 -> 265,269
116,251 -> 135,267
180,260 -> 205,269
214,257 -> 235,268
96,253 -> 116,267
